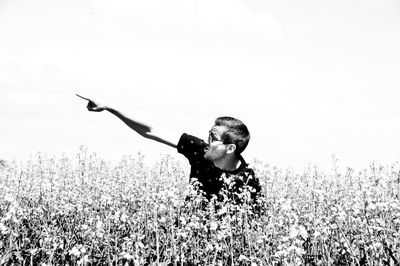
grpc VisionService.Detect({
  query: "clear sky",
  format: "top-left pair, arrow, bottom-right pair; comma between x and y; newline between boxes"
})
1,0 -> 399,171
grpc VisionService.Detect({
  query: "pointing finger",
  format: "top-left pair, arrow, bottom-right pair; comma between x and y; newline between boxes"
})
76,93 -> 90,101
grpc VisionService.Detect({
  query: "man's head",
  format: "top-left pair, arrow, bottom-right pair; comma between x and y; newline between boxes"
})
204,116 -> 250,162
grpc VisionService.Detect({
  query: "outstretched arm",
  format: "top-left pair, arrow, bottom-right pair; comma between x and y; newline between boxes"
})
77,94 -> 179,148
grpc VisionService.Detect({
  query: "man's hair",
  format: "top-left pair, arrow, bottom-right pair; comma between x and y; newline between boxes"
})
215,116 -> 250,155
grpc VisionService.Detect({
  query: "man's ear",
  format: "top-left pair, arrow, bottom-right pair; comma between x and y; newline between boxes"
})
226,144 -> 236,154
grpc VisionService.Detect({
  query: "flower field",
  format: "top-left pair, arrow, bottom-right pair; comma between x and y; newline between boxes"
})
1,147 -> 400,265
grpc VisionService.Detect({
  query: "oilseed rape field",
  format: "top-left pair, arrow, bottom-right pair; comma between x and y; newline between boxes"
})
1,147 -> 400,265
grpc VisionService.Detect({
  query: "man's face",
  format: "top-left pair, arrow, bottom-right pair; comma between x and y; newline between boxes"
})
204,125 -> 230,162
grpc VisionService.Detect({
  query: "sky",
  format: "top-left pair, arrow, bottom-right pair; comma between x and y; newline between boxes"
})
1,0 -> 399,171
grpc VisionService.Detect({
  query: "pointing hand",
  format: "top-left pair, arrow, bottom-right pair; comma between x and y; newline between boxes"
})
76,94 -> 106,112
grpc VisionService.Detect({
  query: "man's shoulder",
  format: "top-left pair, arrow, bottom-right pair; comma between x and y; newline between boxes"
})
242,165 -> 255,176
230,163 -> 259,188
233,156 -> 254,175
235,164 -> 256,181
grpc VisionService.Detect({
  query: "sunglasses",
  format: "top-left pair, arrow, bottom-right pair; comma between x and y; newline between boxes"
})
208,131 -> 226,144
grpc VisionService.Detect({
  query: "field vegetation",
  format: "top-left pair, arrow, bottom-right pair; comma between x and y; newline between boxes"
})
1,146 -> 400,265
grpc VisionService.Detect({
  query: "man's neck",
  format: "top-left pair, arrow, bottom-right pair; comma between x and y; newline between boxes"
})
213,155 -> 241,172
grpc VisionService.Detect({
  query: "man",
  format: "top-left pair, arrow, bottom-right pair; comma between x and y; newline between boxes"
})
78,94 -> 261,202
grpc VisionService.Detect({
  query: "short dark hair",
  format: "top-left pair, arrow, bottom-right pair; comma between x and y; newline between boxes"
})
215,116 -> 250,155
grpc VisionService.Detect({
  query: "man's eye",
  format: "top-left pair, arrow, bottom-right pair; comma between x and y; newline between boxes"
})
212,136 -> 219,142
208,132 -> 221,143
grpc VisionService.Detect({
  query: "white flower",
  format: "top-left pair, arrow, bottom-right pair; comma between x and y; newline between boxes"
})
78,255 -> 90,265
298,225 -> 308,239
122,252 -> 135,260
120,213 -> 128,223
179,217 -> 186,225
135,242 -> 145,249
210,221 -> 218,231
289,227 -> 298,238
69,246 -> 80,257
0,223 -> 9,235
4,195 -> 15,203
96,220 -> 103,231
29,248 -> 38,255
80,247 -> 86,254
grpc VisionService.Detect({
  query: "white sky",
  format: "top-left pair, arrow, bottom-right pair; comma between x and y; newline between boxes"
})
1,0 -> 399,171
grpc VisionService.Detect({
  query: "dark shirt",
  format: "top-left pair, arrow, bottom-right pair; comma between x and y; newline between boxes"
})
177,133 -> 261,201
